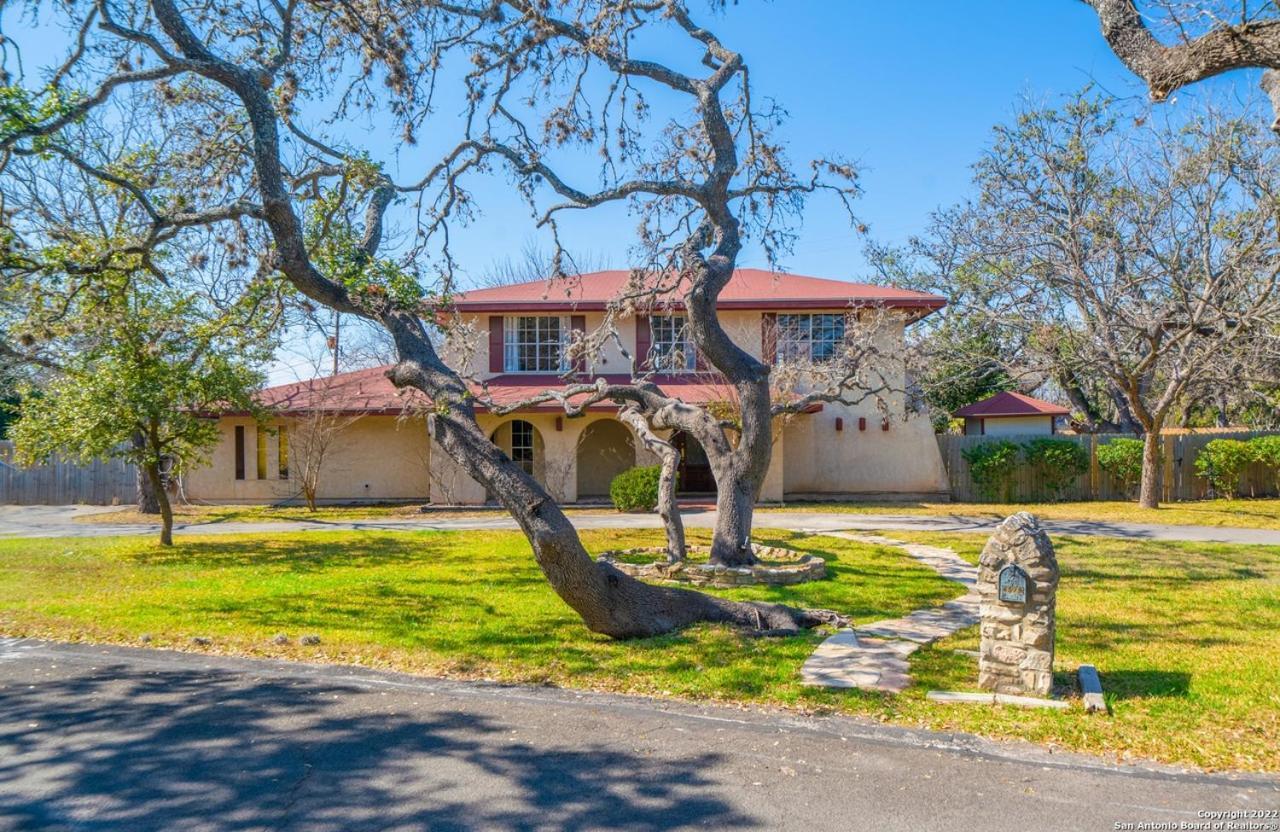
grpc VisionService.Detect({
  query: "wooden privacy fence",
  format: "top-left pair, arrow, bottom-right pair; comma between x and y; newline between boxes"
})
0,442 -> 136,505
937,431 -> 1280,503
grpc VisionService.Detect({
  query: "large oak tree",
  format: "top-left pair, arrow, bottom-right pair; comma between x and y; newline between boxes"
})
0,0 -> 876,637
885,93 -> 1280,507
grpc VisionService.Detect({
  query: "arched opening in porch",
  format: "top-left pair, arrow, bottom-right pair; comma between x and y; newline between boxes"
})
576,419 -> 636,499
489,419 -> 546,489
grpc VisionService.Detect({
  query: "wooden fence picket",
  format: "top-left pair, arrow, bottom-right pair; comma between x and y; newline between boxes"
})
0,441 -> 135,506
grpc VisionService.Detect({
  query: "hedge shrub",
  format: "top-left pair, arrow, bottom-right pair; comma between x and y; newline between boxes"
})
1096,437 -> 1146,498
1195,439 -> 1253,498
1249,435 -> 1280,494
610,465 -> 663,512
1022,437 -> 1088,501
962,440 -> 1021,502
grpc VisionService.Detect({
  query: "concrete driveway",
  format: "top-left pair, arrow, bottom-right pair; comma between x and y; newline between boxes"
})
0,639 -> 1272,832
3,503 -> 1280,545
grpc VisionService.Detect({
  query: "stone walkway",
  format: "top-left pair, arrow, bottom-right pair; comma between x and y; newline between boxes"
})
800,532 -> 979,693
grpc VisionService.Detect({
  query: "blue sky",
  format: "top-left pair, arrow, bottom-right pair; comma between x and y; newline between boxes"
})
422,1 -> 1252,284
2,1 -> 1262,379
4,0 -> 1257,283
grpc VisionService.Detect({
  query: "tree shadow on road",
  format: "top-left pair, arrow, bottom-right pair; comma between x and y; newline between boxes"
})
0,660 -> 757,831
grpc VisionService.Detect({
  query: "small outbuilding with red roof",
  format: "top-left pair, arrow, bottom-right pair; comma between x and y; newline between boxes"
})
954,392 -> 1070,437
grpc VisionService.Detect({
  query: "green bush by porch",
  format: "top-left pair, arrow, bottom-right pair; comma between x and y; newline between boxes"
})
609,465 -> 663,512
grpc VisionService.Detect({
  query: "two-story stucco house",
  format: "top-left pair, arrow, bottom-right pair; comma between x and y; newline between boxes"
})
183,269 -> 950,505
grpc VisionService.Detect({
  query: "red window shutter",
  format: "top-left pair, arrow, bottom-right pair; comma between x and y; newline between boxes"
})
570,314 -> 586,373
761,312 -> 777,363
634,314 -> 650,373
488,316 -> 504,373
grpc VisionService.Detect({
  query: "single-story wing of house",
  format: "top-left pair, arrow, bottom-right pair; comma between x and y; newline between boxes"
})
183,269 -> 951,505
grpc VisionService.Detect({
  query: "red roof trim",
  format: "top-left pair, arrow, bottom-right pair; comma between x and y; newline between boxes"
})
954,391 -> 1070,418
239,367 -> 826,416
447,269 -> 946,318
450,298 -> 946,313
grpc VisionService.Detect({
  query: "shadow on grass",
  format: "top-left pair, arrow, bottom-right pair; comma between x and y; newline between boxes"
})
0,660 -> 757,831
1098,669 -> 1192,700
120,532 -> 553,580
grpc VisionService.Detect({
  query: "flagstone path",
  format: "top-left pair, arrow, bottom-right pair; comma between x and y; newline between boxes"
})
800,531 -> 980,693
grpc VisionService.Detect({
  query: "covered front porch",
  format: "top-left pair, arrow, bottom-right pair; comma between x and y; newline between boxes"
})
427,410 -> 789,506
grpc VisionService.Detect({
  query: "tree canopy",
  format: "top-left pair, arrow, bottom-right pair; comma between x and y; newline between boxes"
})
9,272 -> 279,543
881,91 -> 1280,506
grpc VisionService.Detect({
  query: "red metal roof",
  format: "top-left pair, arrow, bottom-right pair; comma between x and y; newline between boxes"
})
450,269 -> 945,314
250,366 -> 820,415
253,365 -> 424,415
953,391 -> 1070,418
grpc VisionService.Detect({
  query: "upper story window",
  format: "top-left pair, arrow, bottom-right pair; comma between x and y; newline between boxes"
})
777,313 -> 846,363
650,315 -> 696,372
504,315 -> 568,373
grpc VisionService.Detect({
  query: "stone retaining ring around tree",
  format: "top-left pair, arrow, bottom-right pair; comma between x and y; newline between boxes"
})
598,545 -> 826,587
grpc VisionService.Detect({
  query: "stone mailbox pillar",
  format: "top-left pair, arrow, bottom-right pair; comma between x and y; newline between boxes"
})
978,512 -> 1059,697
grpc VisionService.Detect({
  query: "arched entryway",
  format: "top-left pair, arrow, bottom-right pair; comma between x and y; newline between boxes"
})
490,419 -> 546,486
576,420 -> 635,499
672,431 -> 716,494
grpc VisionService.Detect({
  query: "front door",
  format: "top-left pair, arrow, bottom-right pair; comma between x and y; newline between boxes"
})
672,432 -> 716,494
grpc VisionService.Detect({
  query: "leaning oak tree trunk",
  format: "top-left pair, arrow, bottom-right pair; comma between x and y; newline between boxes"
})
138,0 -> 846,639
703,357 -> 776,567
384,337 -> 842,638
618,405 -> 686,563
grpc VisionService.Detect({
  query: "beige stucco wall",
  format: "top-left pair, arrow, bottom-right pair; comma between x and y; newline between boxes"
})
975,415 -> 1054,437
427,410 -> 787,505
780,408 -> 947,498
183,414 -> 431,504
189,306 -> 946,504
429,412 -> 622,505
776,315 -> 949,498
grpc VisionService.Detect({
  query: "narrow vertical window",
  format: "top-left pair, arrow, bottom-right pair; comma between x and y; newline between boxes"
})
256,427 -> 268,479
510,420 -> 535,475
277,425 -> 289,479
234,426 -> 245,480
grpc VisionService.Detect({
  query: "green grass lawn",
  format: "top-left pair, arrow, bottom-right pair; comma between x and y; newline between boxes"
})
0,528 -> 957,693
77,502 -> 483,524
764,497 -> 1280,530
885,531 -> 1280,773
0,527 -> 1275,772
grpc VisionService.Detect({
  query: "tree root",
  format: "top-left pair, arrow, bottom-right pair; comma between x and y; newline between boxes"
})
591,559 -> 848,639
729,600 -> 850,636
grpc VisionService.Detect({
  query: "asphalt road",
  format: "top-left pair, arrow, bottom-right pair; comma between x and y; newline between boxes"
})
4,504 -> 1280,545
0,639 -> 1274,832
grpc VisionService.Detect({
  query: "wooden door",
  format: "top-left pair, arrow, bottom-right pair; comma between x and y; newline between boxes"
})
672,432 -> 716,494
